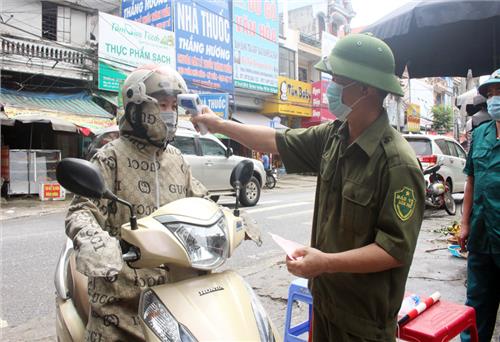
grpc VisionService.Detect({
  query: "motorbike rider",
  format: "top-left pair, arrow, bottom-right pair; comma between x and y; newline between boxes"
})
65,64 -> 207,341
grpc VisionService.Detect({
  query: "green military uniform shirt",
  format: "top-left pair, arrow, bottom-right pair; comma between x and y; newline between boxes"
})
464,120 -> 500,253
276,112 -> 424,340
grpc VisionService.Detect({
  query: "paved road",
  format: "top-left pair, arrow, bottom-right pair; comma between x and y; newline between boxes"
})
0,186 -> 315,340
1,184 -> 499,341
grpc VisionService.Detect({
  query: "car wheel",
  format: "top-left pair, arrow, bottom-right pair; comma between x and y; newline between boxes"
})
239,176 -> 260,207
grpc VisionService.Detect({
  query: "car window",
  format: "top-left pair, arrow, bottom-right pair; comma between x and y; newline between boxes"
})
452,142 -> 467,159
446,141 -> 458,157
405,138 -> 432,156
171,136 -> 196,155
434,139 -> 451,155
200,138 -> 226,156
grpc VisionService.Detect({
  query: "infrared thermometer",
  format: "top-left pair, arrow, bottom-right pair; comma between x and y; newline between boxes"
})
178,94 -> 208,135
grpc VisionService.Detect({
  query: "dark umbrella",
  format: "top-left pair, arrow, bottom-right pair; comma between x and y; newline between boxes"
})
363,0 -> 500,78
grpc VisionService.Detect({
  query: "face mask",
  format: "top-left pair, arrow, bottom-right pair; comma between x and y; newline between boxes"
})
160,111 -> 178,141
486,96 -> 500,121
326,81 -> 364,121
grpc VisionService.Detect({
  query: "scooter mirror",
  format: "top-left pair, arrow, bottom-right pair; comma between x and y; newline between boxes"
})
56,158 -> 107,199
230,160 -> 253,188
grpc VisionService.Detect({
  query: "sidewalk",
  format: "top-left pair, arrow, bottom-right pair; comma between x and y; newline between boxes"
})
0,196 -> 72,221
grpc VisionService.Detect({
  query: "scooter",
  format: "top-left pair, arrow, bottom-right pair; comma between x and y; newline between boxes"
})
54,158 -> 280,342
422,163 -> 456,215
265,169 -> 277,189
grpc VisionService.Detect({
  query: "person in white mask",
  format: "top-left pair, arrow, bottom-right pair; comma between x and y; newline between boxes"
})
459,68 -> 500,342
192,33 -> 424,341
65,64 -> 207,341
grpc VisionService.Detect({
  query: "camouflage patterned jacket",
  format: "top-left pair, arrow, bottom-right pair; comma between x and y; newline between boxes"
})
65,107 -> 207,341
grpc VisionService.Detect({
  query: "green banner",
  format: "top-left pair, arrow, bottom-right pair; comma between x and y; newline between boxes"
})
98,62 -> 128,92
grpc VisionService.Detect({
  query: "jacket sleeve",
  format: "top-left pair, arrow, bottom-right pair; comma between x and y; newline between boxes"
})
64,150 -> 123,277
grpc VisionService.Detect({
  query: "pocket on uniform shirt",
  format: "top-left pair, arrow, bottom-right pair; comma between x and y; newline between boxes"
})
342,179 -> 376,245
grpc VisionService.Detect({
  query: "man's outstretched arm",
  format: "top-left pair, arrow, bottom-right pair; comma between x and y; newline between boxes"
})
192,108 -> 279,154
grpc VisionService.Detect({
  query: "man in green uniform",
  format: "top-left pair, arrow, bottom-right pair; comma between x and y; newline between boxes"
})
192,33 -> 424,341
459,69 -> 500,342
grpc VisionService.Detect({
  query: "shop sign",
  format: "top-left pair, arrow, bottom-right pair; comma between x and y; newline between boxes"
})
263,77 -> 312,117
233,0 -> 279,93
406,103 -> 421,133
98,12 -> 176,92
312,81 -> 330,108
174,0 -> 233,92
40,182 -> 66,201
121,0 -> 172,30
199,93 -> 229,119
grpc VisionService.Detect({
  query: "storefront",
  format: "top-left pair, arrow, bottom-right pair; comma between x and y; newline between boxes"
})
0,89 -> 115,196
262,76 -> 313,128
260,77 -> 312,170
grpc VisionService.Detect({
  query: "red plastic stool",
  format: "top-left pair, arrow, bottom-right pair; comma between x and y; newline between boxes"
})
397,300 -> 478,342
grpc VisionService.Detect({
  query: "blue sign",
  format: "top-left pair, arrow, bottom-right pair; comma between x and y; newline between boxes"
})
121,0 -> 173,31
175,0 -> 233,92
199,93 -> 229,119
233,0 -> 279,93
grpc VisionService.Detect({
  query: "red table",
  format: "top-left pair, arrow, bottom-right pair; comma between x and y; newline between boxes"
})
397,300 -> 478,342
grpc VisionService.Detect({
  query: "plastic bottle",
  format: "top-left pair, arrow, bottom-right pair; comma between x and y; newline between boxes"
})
399,294 -> 420,315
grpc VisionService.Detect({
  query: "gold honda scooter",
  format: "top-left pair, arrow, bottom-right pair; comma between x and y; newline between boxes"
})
54,158 -> 280,341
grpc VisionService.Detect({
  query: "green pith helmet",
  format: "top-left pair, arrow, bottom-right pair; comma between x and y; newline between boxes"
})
477,68 -> 500,97
314,33 -> 404,97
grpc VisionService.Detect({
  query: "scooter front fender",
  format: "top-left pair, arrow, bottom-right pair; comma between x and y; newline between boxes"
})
139,270 -> 280,341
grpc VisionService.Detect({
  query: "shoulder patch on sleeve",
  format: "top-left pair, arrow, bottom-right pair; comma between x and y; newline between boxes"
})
393,186 -> 416,221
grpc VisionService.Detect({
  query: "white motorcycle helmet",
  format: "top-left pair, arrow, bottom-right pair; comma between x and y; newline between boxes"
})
122,65 -> 188,147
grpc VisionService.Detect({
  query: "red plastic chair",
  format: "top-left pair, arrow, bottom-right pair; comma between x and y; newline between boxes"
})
397,300 -> 478,342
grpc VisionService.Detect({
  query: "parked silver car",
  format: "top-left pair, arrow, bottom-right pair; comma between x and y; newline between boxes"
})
86,122 -> 266,206
403,134 -> 467,194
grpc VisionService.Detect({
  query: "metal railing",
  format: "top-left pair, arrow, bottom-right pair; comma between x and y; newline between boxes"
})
1,35 -> 93,66
299,33 -> 321,48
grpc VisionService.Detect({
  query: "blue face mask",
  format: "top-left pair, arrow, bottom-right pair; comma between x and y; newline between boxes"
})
326,81 -> 352,121
487,95 -> 500,121
326,81 -> 364,121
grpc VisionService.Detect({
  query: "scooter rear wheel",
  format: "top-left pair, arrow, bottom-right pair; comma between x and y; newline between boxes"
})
265,175 -> 276,189
443,187 -> 456,215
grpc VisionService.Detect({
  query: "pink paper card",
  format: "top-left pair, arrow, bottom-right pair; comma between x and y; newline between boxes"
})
269,233 -> 304,260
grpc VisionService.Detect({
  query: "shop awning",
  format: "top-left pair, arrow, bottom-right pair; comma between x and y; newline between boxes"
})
232,112 -> 288,130
93,90 -> 119,107
0,88 -> 115,133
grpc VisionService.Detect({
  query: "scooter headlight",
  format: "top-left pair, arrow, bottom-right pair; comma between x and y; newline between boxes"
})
245,282 -> 276,342
164,216 -> 229,270
140,289 -> 197,342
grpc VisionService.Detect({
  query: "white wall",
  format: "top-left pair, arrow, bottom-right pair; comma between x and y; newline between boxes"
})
409,79 -> 435,124
1,0 -> 113,47
1,1 -> 42,39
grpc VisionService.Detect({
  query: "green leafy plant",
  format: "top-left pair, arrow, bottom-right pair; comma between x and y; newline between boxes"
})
431,105 -> 453,132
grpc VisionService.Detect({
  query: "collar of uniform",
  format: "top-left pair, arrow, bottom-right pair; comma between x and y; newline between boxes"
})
351,110 -> 389,157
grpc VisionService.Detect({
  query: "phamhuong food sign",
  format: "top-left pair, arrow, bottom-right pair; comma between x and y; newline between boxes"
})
98,12 -> 176,92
